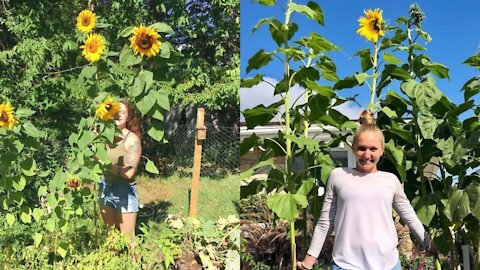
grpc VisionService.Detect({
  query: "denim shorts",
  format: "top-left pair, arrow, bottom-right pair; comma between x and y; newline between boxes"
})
332,259 -> 401,270
98,178 -> 139,213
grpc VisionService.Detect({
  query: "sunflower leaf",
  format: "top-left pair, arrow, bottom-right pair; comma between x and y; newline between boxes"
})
136,91 -> 157,116
147,121 -> 165,141
150,22 -> 174,35
159,42 -> 171,58
118,26 -> 135,38
145,159 -> 159,174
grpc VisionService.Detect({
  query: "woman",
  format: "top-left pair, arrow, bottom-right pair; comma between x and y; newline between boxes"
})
98,99 -> 142,249
298,110 -> 435,270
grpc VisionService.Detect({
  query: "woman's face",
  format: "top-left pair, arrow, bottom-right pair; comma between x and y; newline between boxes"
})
353,130 -> 384,173
114,103 -> 128,129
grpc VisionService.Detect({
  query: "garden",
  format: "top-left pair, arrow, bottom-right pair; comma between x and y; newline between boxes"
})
240,1 -> 480,270
0,0 -> 239,269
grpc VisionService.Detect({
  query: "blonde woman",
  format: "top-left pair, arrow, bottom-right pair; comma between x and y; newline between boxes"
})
298,110 -> 435,270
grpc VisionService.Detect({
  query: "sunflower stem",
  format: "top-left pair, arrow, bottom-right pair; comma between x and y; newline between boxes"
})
370,42 -> 379,108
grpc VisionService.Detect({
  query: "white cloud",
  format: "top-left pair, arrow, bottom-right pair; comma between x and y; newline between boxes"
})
333,102 -> 363,120
240,77 -> 307,121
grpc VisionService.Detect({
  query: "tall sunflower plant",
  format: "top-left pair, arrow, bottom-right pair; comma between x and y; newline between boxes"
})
74,8 -> 172,170
240,1 -> 355,269
0,102 -> 47,227
341,4 -> 479,269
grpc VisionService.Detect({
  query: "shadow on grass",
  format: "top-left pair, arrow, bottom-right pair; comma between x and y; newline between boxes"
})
137,201 -> 173,226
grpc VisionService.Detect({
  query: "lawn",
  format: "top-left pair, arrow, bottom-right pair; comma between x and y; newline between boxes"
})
136,173 -> 240,222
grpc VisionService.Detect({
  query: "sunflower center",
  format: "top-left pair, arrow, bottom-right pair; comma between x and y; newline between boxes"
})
105,104 -> 111,110
371,19 -> 381,32
0,111 -> 8,122
87,42 -> 99,52
137,33 -> 153,49
82,17 -> 91,26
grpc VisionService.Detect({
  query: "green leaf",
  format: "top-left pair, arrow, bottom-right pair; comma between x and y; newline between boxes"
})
415,76 -> 443,114
354,48 -> 373,72
57,242 -> 69,258
44,218 -> 56,232
117,26 -> 135,38
463,54 -> 480,68
385,140 -> 403,165
354,73 -> 368,85
243,102 -> 281,129
131,74 -> 146,98
95,143 -> 111,165
422,59 -> 450,80
268,20 -> 298,46
119,45 -> 142,67
240,158 -> 276,180
289,2 -> 324,25
5,213 -> 15,226
308,33 -> 338,52
22,122 -> 41,137
333,76 -> 358,90
145,159 -> 159,174
149,22 -> 174,34
241,74 -> 263,88
461,77 -> 480,101
267,193 -> 307,221
32,208 -> 44,222
136,91 -> 157,116
154,90 -> 170,111
444,100 -> 474,119
102,121 -> 116,144
38,186 -> 48,198
415,195 -> 437,226
147,121 -> 165,141
77,130 -> 95,150
258,0 -> 276,6
15,108 -> 35,118
20,158 -> 36,176
381,106 -> 398,119
33,233 -> 43,248
246,49 -> 273,73
240,134 -> 261,156
444,189 -> 470,222
465,183 -> 480,219
12,175 -> 26,191
418,113 -> 441,139
20,206 -> 32,223
304,80 -> 335,98
286,135 -> 319,153
159,42 -> 171,58
383,53 -> 402,65
79,65 -> 97,79
296,178 -> 315,196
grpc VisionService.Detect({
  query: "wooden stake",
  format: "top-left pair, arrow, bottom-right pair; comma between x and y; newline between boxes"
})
190,107 -> 206,217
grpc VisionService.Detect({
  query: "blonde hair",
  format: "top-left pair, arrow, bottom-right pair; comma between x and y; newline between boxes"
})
353,109 -> 384,148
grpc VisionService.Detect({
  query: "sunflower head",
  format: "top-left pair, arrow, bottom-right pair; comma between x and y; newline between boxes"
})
356,8 -> 385,43
129,24 -> 161,58
66,176 -> 82,192
76,9 -> 96,33
96,96 -> 120,121
80,33 -> 106,62
0,102 -> 18,130
409,4 -> 425,26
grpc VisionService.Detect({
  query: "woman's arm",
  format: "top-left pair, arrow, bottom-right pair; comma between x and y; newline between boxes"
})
109,134 -> 141,180
393,180 -> 431,249
301,169 -> 338,268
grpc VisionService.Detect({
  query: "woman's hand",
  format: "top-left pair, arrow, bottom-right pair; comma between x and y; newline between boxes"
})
297,255 -> 316,270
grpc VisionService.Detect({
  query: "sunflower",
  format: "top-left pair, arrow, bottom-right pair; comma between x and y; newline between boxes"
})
129,24 -> 161,57
80,33 -> 106,62
0,102 -> 18,130
357,9 -> 385,43
95,96 -> 120,121
76,9 -> 96,33
66,176 -> 82,192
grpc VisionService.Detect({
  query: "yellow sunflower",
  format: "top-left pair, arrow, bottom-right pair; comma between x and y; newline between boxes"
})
76,9 -> 96,33
0,102 -> 18,130
357,9 -> 385,43
95,96 -> 120,121
80,33 -> 106,62
66,176 -> 82,192
129,24 -> 161,57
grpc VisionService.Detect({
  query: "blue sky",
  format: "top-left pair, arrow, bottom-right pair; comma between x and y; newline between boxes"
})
240,0 -> 480,120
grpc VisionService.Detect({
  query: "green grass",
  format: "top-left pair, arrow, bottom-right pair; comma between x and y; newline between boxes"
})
135,173 -> 239,221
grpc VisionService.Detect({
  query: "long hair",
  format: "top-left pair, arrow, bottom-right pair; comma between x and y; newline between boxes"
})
119,99 -> 141,137
352,109 -> 384,148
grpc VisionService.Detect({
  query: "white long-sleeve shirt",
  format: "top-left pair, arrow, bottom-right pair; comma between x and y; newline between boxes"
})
307,167 -> 430,270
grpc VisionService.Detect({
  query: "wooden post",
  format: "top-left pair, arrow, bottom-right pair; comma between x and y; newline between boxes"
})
190,107 -> 206,217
